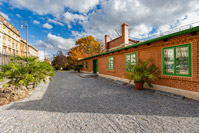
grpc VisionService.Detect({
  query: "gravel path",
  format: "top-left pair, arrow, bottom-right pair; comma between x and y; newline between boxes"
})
0,71 -> 199,133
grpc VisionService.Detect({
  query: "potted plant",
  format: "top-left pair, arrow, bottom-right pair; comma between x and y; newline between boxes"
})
128,58 -> 159,90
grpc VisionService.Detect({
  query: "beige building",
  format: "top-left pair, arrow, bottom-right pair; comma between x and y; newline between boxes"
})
20,39 -> 38,57
0,15 -> 39,64
28,44 -> 38,57
0,15 -> 20,57
20,39 -> 26,56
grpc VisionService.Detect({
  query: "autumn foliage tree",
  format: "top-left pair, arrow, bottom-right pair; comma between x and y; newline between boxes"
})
70,35 -> 104,59
65,35 -> 104,70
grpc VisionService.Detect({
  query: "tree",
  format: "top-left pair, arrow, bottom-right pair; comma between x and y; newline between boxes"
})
113,25 -> 132,38
66,56 -> 78,69
74,35 -> 104,58
52,51 -> 68,70
67,47 -> 82,59
65,36 -> 104,70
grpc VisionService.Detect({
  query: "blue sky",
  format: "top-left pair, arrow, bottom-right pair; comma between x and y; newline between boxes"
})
0,0 -> 199,58
0,2 -> 85,52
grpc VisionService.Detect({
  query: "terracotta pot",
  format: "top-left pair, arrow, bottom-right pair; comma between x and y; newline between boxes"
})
134,82 -> 144,90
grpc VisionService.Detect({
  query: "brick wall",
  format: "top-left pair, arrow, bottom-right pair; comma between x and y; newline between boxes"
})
108,37 -> 124,49
81,32 -> 199,92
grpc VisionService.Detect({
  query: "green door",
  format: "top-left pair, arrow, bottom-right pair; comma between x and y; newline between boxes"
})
93,59 -> 98,73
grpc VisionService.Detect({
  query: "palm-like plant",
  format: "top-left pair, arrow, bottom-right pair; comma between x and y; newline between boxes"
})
0,72 -> 4,81
128,58 -> 159,89
0,56 -> 55,87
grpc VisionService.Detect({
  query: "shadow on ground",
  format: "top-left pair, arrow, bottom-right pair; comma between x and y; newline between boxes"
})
6,71 -> 199,117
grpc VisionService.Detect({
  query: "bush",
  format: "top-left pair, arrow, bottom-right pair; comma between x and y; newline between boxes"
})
0,72 -> 4,81
0,56 -> 55,87
63,66 -> 70,71
54,65 -> 60,70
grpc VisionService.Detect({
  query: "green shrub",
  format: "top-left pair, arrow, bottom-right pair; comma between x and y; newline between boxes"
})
0,56 -> 55,87
63,66 -> 70,71
0,72 -> 4,81
54,65 -> 60,70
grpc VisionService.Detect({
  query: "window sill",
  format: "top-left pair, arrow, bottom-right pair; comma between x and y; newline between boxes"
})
107,70 -> 116,73
162,73 -> 192,78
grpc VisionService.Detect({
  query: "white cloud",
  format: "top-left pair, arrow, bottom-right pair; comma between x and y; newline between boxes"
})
71,30 -> 87,39
33,20 -> 40,25
59,12 -> 87,28
0,11 -> 10,21
4,0 -> 199,41
129,24 -> 153,39
79,0 -> 199,40
62,12 -> 86,23
34,33 -> 75,52
16,14 -> 21,18
9,0 -> 99,15
5,0 -> 199,52
42,23 -> 53,29
47,18 -> 64,26
0,0 -> 6,5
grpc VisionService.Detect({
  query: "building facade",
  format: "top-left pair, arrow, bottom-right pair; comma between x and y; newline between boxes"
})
20,39 -> 38,57
0,15 -> 21,65
0,15 -> 39,64
28,44 -> 38,57
20,39 -> 27,56
79,23 -> 199,100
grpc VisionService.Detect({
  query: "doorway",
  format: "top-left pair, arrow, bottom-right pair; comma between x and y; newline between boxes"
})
93,59 -> 98,73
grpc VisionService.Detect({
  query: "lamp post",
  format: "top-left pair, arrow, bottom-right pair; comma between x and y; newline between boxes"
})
21,20 -> 28,57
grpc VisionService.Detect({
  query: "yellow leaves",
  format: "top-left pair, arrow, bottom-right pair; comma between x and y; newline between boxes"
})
71,35 -> 104,59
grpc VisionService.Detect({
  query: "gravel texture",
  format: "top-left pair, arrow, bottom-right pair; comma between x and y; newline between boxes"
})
0,71 -> 199,133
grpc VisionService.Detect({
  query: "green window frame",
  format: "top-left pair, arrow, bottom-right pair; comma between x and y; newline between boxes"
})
162,43 -> 192,77
108,56 -> 114,71
82,62 -> 84,68
125,53 -> 137,72
86,61 -> 88,68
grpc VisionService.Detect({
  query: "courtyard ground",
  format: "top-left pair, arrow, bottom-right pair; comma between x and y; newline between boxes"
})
0,71 -> 199,132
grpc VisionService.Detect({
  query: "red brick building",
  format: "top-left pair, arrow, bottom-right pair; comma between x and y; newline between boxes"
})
79,23 -> 199,100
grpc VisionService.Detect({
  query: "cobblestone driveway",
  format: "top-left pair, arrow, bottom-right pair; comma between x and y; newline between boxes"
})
0,71 -> 199,133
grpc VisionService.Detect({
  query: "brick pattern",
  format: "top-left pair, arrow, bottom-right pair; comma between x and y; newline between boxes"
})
81,32 -> 199,92
108,37 -> 123,49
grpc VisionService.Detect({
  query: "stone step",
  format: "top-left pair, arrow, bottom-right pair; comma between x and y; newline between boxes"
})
79,73 -> 98,78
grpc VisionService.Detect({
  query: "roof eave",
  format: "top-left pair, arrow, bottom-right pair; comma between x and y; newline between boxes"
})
79,26 -> 199,61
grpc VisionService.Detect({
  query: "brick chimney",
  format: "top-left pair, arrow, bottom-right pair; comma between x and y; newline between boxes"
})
121,23 -> 129,44
105,35 -> 110,51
